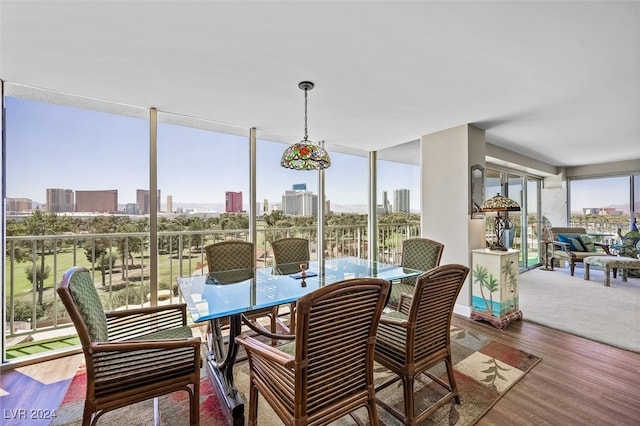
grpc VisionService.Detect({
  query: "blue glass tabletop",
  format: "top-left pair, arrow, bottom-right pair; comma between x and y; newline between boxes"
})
176,256 -> 422,322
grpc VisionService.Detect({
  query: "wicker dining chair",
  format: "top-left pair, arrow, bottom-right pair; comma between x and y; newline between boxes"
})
269,237 -> 311,332
204,240 -> 281,338
235,277 -> 391,426
57,266 -> 201,426
270,237 -> 311,275
375,264 -> 469,425
388,237 -> 444,308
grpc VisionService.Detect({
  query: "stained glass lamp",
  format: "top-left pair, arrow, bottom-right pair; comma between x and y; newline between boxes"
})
482,193 -> 521,251
281,81 -> 331,170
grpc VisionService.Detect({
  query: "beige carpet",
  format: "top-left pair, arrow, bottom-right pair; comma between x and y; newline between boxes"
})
519,264 -> 640,352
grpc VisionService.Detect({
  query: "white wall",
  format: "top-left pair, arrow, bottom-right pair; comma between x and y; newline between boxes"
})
420,124 -> 486,312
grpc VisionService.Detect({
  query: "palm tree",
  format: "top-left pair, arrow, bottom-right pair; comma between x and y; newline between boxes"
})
484,274 -> 500,316
472,264 -> 491,313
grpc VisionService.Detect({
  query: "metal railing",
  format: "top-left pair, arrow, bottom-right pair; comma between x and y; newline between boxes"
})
4,223 -> 420,350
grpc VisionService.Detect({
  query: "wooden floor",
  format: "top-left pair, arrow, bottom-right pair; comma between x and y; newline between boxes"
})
452,315 -> 640,426
2,316 -> 640,425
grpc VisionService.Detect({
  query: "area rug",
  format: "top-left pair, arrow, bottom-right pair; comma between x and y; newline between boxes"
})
51,366 -> 228,426
54,326 -> 540,425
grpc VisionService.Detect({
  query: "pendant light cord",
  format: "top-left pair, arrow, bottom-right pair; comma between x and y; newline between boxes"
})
303,87 -> 309,141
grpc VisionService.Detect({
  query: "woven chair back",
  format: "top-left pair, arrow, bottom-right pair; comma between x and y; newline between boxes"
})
271,237 -> 310,275
57,266 -> 108,346
205,240 -> 255,283
400,238 -> 444,286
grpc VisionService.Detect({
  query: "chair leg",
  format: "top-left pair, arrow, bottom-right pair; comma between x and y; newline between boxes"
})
402,375 -> 416,426
367,395 -> 380,426
445,355 -> 461,404
153,397 -> 159,426
570,261 -> 576,276
191,382 -> 200,425
82,404 -> 92,426
248,379 -> 259,426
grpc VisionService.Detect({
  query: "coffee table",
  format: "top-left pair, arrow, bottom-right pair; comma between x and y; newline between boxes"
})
584,255 -> 640,287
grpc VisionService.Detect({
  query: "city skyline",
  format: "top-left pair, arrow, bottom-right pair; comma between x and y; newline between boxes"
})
7,184 -> 416,216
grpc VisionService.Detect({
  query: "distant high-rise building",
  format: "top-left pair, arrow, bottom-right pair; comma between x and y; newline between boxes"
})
282,190 -> 317,216
382,191 -> 390,214
76,190 -> 118,213
393,188 -> 410,214
136,189 -> 161,214
125,203 -> 138,214
263,198 -> 269,213
292,183 -> 307,191
6,198 -> 33,212
226,191 -> 243,212
166,195 -> 173,213
46,189 -> 74,212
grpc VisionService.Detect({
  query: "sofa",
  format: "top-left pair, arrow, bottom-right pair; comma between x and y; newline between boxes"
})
547,227 -> 611,276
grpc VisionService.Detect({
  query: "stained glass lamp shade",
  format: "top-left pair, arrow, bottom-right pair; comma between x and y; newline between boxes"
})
482,193 -> 521,251
281,81 -> 331,170
281,142 -> 331,170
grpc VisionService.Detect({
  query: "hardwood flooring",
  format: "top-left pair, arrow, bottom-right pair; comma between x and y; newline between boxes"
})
452,315 -> 640,425
2,317 -> 639,425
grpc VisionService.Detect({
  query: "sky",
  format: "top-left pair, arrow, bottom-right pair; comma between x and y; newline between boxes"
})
5,96 -> 420,211
5,96 -> 634,215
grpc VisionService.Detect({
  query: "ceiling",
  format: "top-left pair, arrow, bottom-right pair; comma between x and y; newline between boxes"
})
1,1 -> 639,169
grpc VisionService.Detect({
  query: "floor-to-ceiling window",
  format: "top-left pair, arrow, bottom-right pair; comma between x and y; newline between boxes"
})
3,84 -> 149,360
324,149 -> 369,258
376,141 -> 421,264
157,112 -> 249,289
568,175 -> 633,243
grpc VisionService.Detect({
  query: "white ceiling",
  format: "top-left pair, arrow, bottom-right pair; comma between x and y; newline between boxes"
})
2,1 -> 639,168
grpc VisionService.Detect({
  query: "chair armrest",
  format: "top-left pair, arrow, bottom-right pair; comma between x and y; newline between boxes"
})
380,315 -> 409,328
397,292 -> 413,315
551,241 -> 570,250
594,242 -> 612,254
105,304 -> 188,340
551,241 -> 575,257
235,334 -> 295,367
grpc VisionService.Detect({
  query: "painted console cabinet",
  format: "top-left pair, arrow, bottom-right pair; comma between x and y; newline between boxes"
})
471,248 -> 522,329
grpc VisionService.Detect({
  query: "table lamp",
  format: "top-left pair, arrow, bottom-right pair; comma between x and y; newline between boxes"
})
482,193 -> 521,251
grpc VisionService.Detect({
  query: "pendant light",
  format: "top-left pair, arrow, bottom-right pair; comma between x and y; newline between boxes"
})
281,81 -> 331,170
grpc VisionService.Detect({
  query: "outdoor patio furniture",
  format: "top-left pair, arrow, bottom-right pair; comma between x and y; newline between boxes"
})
56,266 -> 201,426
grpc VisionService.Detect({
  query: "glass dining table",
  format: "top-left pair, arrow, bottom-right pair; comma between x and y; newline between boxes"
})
176,256 -> 423,425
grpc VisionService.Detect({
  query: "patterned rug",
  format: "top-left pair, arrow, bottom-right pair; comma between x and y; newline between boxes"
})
53,325 -> 540,425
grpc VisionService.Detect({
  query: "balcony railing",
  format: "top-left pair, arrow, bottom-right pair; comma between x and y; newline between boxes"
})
4,223 -> 420,357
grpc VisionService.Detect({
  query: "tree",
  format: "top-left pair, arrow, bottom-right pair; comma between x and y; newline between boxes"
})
24,263 -> 51,305
472,264 -> 491,314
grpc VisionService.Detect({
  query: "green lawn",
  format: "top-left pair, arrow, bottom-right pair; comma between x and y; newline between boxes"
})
5,335 -> 80,359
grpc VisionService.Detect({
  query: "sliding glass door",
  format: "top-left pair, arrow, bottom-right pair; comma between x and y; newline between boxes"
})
485,168 -> 542,271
